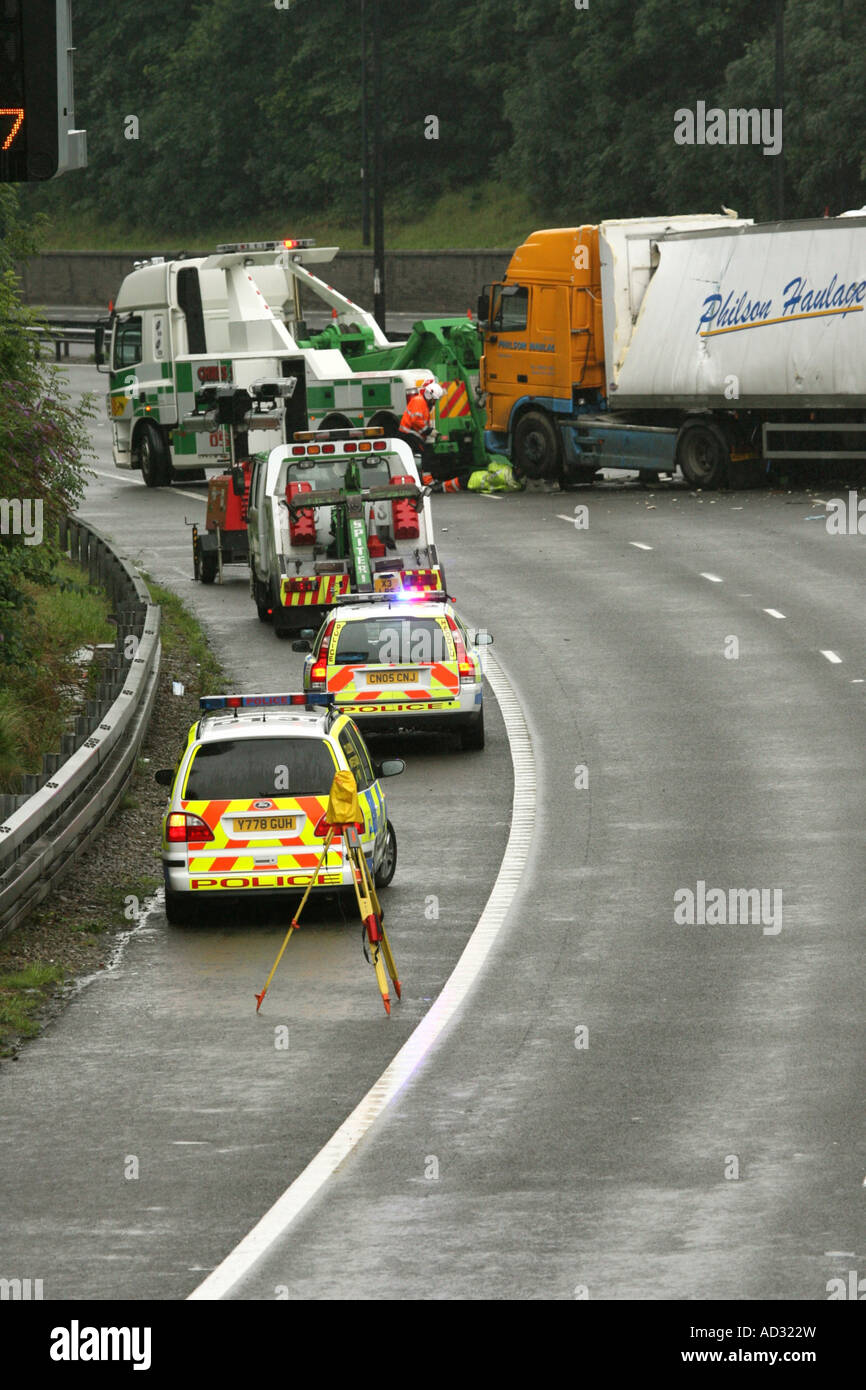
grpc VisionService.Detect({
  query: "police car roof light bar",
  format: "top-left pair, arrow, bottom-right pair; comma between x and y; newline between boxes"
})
199,692 -> 335,712
330,589 -> 450,608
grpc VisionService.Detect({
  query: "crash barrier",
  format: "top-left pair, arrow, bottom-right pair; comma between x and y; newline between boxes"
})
0,517 -> 161,938
31,317 -> 99,361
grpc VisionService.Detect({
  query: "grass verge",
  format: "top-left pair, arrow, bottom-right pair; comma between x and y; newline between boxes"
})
0,582 -> 226,1060
0,554 -> 115,792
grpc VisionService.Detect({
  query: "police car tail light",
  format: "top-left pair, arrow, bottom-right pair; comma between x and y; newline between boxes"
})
446,616 -> 475,682
167,813 -> 214,845
310,620 -> 335,689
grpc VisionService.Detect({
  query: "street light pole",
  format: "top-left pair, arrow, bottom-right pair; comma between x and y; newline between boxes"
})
774,0 -> 784,220
361,0 -> 370,246
372,0 -> 386,330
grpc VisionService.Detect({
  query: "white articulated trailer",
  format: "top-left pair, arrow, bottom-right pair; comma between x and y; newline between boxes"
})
95,240 -> 431,486
480,214 -> 866,487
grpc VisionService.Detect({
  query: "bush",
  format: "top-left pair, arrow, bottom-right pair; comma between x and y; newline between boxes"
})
0,188 -> 95,668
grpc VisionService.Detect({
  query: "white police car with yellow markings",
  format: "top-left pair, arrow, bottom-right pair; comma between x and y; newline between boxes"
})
155,692 -> 402,924
293,592 -> 492,750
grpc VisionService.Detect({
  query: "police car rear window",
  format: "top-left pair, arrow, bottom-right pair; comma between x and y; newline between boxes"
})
335,617 -> 449,664
184,737 -> 337,799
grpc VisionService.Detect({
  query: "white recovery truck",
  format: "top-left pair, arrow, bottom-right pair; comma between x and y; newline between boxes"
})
95,239 -> 432,486
246,427 -> 445,638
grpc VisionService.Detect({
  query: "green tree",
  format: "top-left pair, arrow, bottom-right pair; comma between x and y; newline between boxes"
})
0,190 -> 93,666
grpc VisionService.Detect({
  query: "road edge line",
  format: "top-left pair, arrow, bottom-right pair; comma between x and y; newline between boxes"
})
187,648 -> 536,1300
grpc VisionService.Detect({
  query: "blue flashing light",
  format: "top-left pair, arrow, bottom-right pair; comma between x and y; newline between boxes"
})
199,692 -> 335,712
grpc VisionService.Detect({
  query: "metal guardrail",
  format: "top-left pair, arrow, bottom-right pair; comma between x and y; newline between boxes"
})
0,517 -> 161,938
32,319 -> 97,361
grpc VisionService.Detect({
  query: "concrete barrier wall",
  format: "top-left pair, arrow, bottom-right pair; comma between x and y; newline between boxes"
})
17,248 -> 516,314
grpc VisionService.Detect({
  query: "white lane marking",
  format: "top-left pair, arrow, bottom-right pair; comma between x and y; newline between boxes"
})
763,609 -> 786,620
852,679 -> 864,684
478,492 -> 503,501
556,514 -> 578,525
821,650 -> 842,664
88,467 -> 207,504
629,542 -> 653,551
700,572 -> 723,583
187,649 -> 536,1301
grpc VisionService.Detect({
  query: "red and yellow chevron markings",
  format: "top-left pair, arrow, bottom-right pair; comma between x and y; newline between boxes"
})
437,380 -> 471,419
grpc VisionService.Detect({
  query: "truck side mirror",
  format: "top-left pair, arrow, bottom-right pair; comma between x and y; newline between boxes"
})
231,465 -> 246,496
95,319 -> 111,372
477,290 -> 490,328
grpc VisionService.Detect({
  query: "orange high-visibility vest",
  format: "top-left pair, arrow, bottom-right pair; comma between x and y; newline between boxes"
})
399,391 -> 431,435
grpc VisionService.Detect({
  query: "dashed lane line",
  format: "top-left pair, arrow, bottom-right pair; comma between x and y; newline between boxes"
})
821,651 -> 843,664
187,648 -> 537,1301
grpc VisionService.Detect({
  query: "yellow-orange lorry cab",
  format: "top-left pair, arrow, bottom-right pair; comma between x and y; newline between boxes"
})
476,213 -> 866,491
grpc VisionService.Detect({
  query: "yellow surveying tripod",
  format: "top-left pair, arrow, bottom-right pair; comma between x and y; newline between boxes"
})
342,821 -> 401,1014
255,771 -> 401,1015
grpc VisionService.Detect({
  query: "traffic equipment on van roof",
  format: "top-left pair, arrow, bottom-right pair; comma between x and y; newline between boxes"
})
215,238 -> 316,252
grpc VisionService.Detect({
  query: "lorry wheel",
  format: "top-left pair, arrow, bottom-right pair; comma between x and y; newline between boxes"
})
319,413 -> 353,432
513,410 -> 561,481
200,553 -> 218,584
676,420 -> 731,489
139,422 -> 172,488
369,411 -> 401,438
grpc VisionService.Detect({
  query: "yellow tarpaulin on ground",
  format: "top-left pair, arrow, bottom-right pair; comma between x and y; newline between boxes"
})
467,456 -> 524,492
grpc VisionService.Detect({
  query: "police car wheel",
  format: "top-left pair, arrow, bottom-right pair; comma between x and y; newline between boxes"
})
164,887 -> 198,926
460,708 -> 485,751
374,821 -> 397,889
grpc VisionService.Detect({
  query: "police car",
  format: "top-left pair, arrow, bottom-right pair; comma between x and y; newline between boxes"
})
293,593 -> 492,749
154,692 -> 403,924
